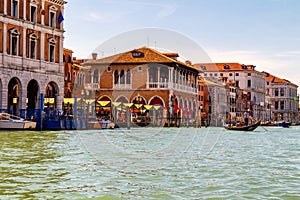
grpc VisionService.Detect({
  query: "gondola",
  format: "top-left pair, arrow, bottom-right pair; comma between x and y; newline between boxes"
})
224,120 -> 261,131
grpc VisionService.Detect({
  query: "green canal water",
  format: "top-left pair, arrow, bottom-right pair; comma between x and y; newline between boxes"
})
0,126 -> 299,199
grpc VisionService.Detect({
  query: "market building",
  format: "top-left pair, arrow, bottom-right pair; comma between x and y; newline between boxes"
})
81,47 -> 200,127
0,0 -> 66,116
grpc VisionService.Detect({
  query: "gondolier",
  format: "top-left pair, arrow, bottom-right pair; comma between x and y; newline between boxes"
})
244,111 -> 249,125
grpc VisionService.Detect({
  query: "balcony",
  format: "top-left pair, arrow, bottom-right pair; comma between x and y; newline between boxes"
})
85,83 -> 100,90
147,81 -> 197,94
113,84 -> 131,90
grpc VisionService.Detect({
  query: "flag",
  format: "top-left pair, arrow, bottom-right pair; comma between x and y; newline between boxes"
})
39,4 -> 45,15
58,11 -> 64,23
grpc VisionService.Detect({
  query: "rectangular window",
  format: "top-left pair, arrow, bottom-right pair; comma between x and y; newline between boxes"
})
247,80 -> 251,88
49,44 -> 55,62
11,36 -> 18,55
12,0 -> 18,17
235,81 -> 239,87
275,88 -> 279,96
30,6 -> 37,23
280,101 -> 284,110
50,12 -> 55,28
275,101 -> 278,110
248,73 -> 251,76
280,88 -> 284,96
30,40 -> 36,59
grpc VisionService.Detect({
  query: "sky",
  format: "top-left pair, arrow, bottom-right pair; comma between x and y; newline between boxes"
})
64,0 -> 300,92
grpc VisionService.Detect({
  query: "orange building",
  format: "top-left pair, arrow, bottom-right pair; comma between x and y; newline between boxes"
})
0,0 -> 66,114
81,47 -> 200,127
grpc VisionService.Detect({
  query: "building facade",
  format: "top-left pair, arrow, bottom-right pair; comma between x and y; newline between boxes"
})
204,77 -> 227,126
81,47 -> 199,126
194,63 -> 266,120
0,0 -> 66,115
263,72 -> 299,124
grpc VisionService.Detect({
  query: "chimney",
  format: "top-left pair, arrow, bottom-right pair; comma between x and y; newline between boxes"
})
92,53 -> 97,60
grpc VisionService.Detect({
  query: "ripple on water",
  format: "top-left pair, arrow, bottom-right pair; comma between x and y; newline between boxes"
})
0,128 -> 299,199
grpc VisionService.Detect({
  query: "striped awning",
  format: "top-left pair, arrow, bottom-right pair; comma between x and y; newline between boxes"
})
64,98 -> 81,104
98,101 -> 110,106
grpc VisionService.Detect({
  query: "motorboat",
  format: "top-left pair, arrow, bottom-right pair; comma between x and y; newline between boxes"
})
0,113 -> 37,130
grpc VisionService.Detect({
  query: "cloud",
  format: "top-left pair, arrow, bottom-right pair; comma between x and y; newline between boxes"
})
83,11 -> 121,23
156,4 -> 177,19
274,51 -> 300,57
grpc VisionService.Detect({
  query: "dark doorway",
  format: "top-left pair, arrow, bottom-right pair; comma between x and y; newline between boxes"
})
27,79 -> 39,109
8,77 -> 21,115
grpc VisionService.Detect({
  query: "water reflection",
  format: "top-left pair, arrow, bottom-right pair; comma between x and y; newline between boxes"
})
0,131 -> 70,199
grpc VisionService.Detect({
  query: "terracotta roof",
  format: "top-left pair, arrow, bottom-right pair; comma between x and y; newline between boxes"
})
194,63 -> 256,72
63,48 -> 73,53
262,71 -> 290,84
83,47 -> 199,72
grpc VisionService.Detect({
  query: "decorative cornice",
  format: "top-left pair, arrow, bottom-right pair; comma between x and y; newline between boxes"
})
46,0 -> 66,6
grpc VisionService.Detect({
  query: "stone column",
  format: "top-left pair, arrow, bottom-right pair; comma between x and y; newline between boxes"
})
2,23 -> 7,64
23,0 -> 27,20
40,32 -> 45,71
41,0 -> 45,25
59,36 -> 64,73
157,67 -> 160,88
1,79 -> 8,109
4,0 -> 7,15
22,27 -> 26,59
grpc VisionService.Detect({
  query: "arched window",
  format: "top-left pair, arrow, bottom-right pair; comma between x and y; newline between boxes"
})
93,69 -> 99,83
48,38 -> 56,62
247,92 -> 251,101
49,5 -> 57,28
10,29 -> 20,56
126,69 -> 131,84
114,70 -> 119,84
149,66 -> 157,82
120,70 -> 125,84
160,67 -> 168,82
11,0 -> 19,18
79,73 -> 85,86
73,72 -> 76,83
29,33 -> 38,59
30,1 -> 38,23
67,72 -> 71,82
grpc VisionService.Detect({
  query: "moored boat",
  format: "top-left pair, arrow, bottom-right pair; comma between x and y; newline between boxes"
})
0,113 -> 37,130
276,121 -> 290,128
224,120 -> 261,131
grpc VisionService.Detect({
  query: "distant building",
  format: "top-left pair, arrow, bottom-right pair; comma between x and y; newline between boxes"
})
197,75 -> 209,126
262,71 -> 299,124
82,47 -> 199,126
204,77 -> 227,126
63,48 -> 73,98
0,0 -> 66,114
194,63 -> 266,120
